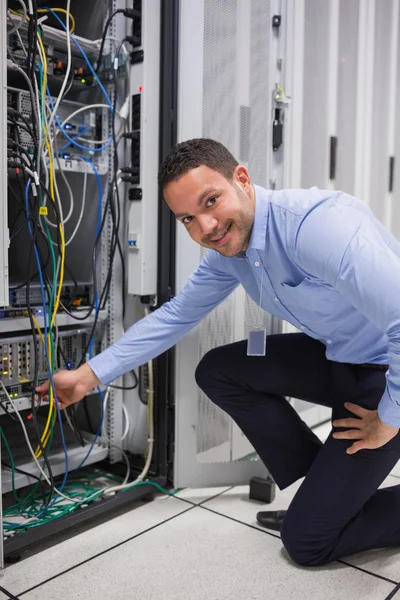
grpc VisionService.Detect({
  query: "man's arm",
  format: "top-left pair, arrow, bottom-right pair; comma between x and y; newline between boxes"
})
37,252 -> 239,406
293,193 -> 400,432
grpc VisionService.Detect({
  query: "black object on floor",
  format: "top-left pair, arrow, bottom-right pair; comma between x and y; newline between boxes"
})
249,475 -> 276,503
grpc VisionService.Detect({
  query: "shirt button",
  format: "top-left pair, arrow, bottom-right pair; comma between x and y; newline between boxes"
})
326,339 -> 332,344
300,326 -> 305,331
274,298 -> 279,302
255,261 -> 260,267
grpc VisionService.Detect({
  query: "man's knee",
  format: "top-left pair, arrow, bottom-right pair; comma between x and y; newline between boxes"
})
281,517 -> 330,567
195,347 -> 225,392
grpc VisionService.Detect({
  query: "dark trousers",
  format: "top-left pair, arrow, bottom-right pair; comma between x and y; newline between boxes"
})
195,333 -> 400,566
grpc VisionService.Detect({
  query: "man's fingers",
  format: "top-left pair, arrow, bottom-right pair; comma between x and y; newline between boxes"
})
332,417 -> 362,429
333,429 -> 364,440
347,441 -> 367,454
344,402 -> 368,417
36,380 -> 49,394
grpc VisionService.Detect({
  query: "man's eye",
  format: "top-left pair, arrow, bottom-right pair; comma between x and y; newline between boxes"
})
182,216 -> 193,225
207,197 -> 217,207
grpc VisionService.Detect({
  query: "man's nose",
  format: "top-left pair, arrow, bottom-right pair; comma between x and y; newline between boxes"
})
198,214 -> 218,235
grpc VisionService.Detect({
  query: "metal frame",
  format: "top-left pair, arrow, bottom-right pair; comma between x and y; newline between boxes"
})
154,0 -> 180,484
0,3 -> 8,309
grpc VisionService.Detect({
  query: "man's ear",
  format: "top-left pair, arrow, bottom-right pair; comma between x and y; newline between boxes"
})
233,165 -> 251,192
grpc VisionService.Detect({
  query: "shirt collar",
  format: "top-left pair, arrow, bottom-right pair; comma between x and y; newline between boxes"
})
235,184 -> 270,258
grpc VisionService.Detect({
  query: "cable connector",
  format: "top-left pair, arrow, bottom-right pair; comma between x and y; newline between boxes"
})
7,160 -> 21,170
120,167 -> 139,174
123,8 -> 140,18
121,175 -> 139,184
122,131 -> 140,140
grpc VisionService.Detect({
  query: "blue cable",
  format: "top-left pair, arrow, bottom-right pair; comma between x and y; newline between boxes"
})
42,7 -> 113,111
59,125 -> 89,152
24,181 -> 69,500
46,89 -> 113,153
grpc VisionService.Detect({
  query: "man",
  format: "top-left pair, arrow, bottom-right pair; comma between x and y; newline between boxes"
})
37,138 -> 400,567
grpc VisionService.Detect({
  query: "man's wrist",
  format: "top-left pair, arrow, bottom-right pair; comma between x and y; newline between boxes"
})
76,363 -> 101,392
377,413 -> 399,433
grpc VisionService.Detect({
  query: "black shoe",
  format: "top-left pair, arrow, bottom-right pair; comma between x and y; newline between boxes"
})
256,510 -> 287,532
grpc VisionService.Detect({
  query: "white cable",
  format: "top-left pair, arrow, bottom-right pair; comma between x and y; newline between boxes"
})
7,2 -> 27,33
52,103 -> 111,147
101,387 -> 130,442
45,0 -> 72,134
103,309 -> 155,495
121,403 -> 130,441
91,37 -> 129,56
0,382 -> 81,505
7,14 -> 26,51
0,381 -> 127,507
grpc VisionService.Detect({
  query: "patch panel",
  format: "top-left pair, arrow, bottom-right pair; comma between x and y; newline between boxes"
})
0,328 -> 92,408
7,87 -> 105,164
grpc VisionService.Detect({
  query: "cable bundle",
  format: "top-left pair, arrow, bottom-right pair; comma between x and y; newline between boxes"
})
2,0 -> 137,535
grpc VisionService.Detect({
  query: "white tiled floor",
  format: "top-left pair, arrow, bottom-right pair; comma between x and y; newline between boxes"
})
2,422 -> 400,600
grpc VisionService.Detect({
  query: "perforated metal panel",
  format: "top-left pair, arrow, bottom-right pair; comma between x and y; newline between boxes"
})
369,0 -> 395,225
249,0 -> 271,185
196,0 -> 276,463
202,0 -> 237,148
392,7 -> 400,241
335,0 -> 360,195
301,0 -> 331,188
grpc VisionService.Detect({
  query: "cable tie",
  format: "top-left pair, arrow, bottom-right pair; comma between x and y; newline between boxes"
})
114,57 -> 119,71
33,171 -> 39,186
31,182 -> 37,197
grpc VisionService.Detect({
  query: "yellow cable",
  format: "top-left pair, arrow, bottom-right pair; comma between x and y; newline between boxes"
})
8,8 -> 75,33
34,32 -> 58,457
31,314 -> 45,344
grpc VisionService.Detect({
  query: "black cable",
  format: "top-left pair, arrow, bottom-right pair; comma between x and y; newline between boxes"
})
109,370 -> 138,390
96,9 -> 126,72
0,399 -> 19,422
2,461 -> 48,505
19,173 -> 55,506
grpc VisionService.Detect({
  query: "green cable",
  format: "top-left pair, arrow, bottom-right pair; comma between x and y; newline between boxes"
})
0,428 -> 19,504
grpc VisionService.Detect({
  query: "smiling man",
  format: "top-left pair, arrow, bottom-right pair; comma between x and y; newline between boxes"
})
37,138 -> 400,567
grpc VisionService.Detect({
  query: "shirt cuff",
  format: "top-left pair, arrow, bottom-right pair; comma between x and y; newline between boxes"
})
378,387 -> 400,428
87,350 -> 123,387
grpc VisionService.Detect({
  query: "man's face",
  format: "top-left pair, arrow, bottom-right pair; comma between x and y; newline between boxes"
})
164,165 -> 255,257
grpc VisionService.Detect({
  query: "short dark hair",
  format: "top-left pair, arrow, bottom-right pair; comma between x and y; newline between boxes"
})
158,138 -> 239,189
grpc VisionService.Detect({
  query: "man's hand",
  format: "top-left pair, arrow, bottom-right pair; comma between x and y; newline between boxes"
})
332,402 -> 399,454
36,364 -> 100,410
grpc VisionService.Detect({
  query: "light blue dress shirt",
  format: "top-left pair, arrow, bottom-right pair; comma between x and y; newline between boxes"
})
88,185 -> 400,427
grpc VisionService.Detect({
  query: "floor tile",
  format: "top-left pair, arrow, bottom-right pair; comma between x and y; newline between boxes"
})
21,508 -> 395,600
313,421 -> 332,443
204,475 -> 400,581
174,486 -> 231,505
342,476 -> 400,582
202,480 -> 303,532
3,494 -> 189,596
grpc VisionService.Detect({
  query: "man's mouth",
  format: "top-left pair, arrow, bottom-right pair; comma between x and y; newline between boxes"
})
209,223 -> 232,246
